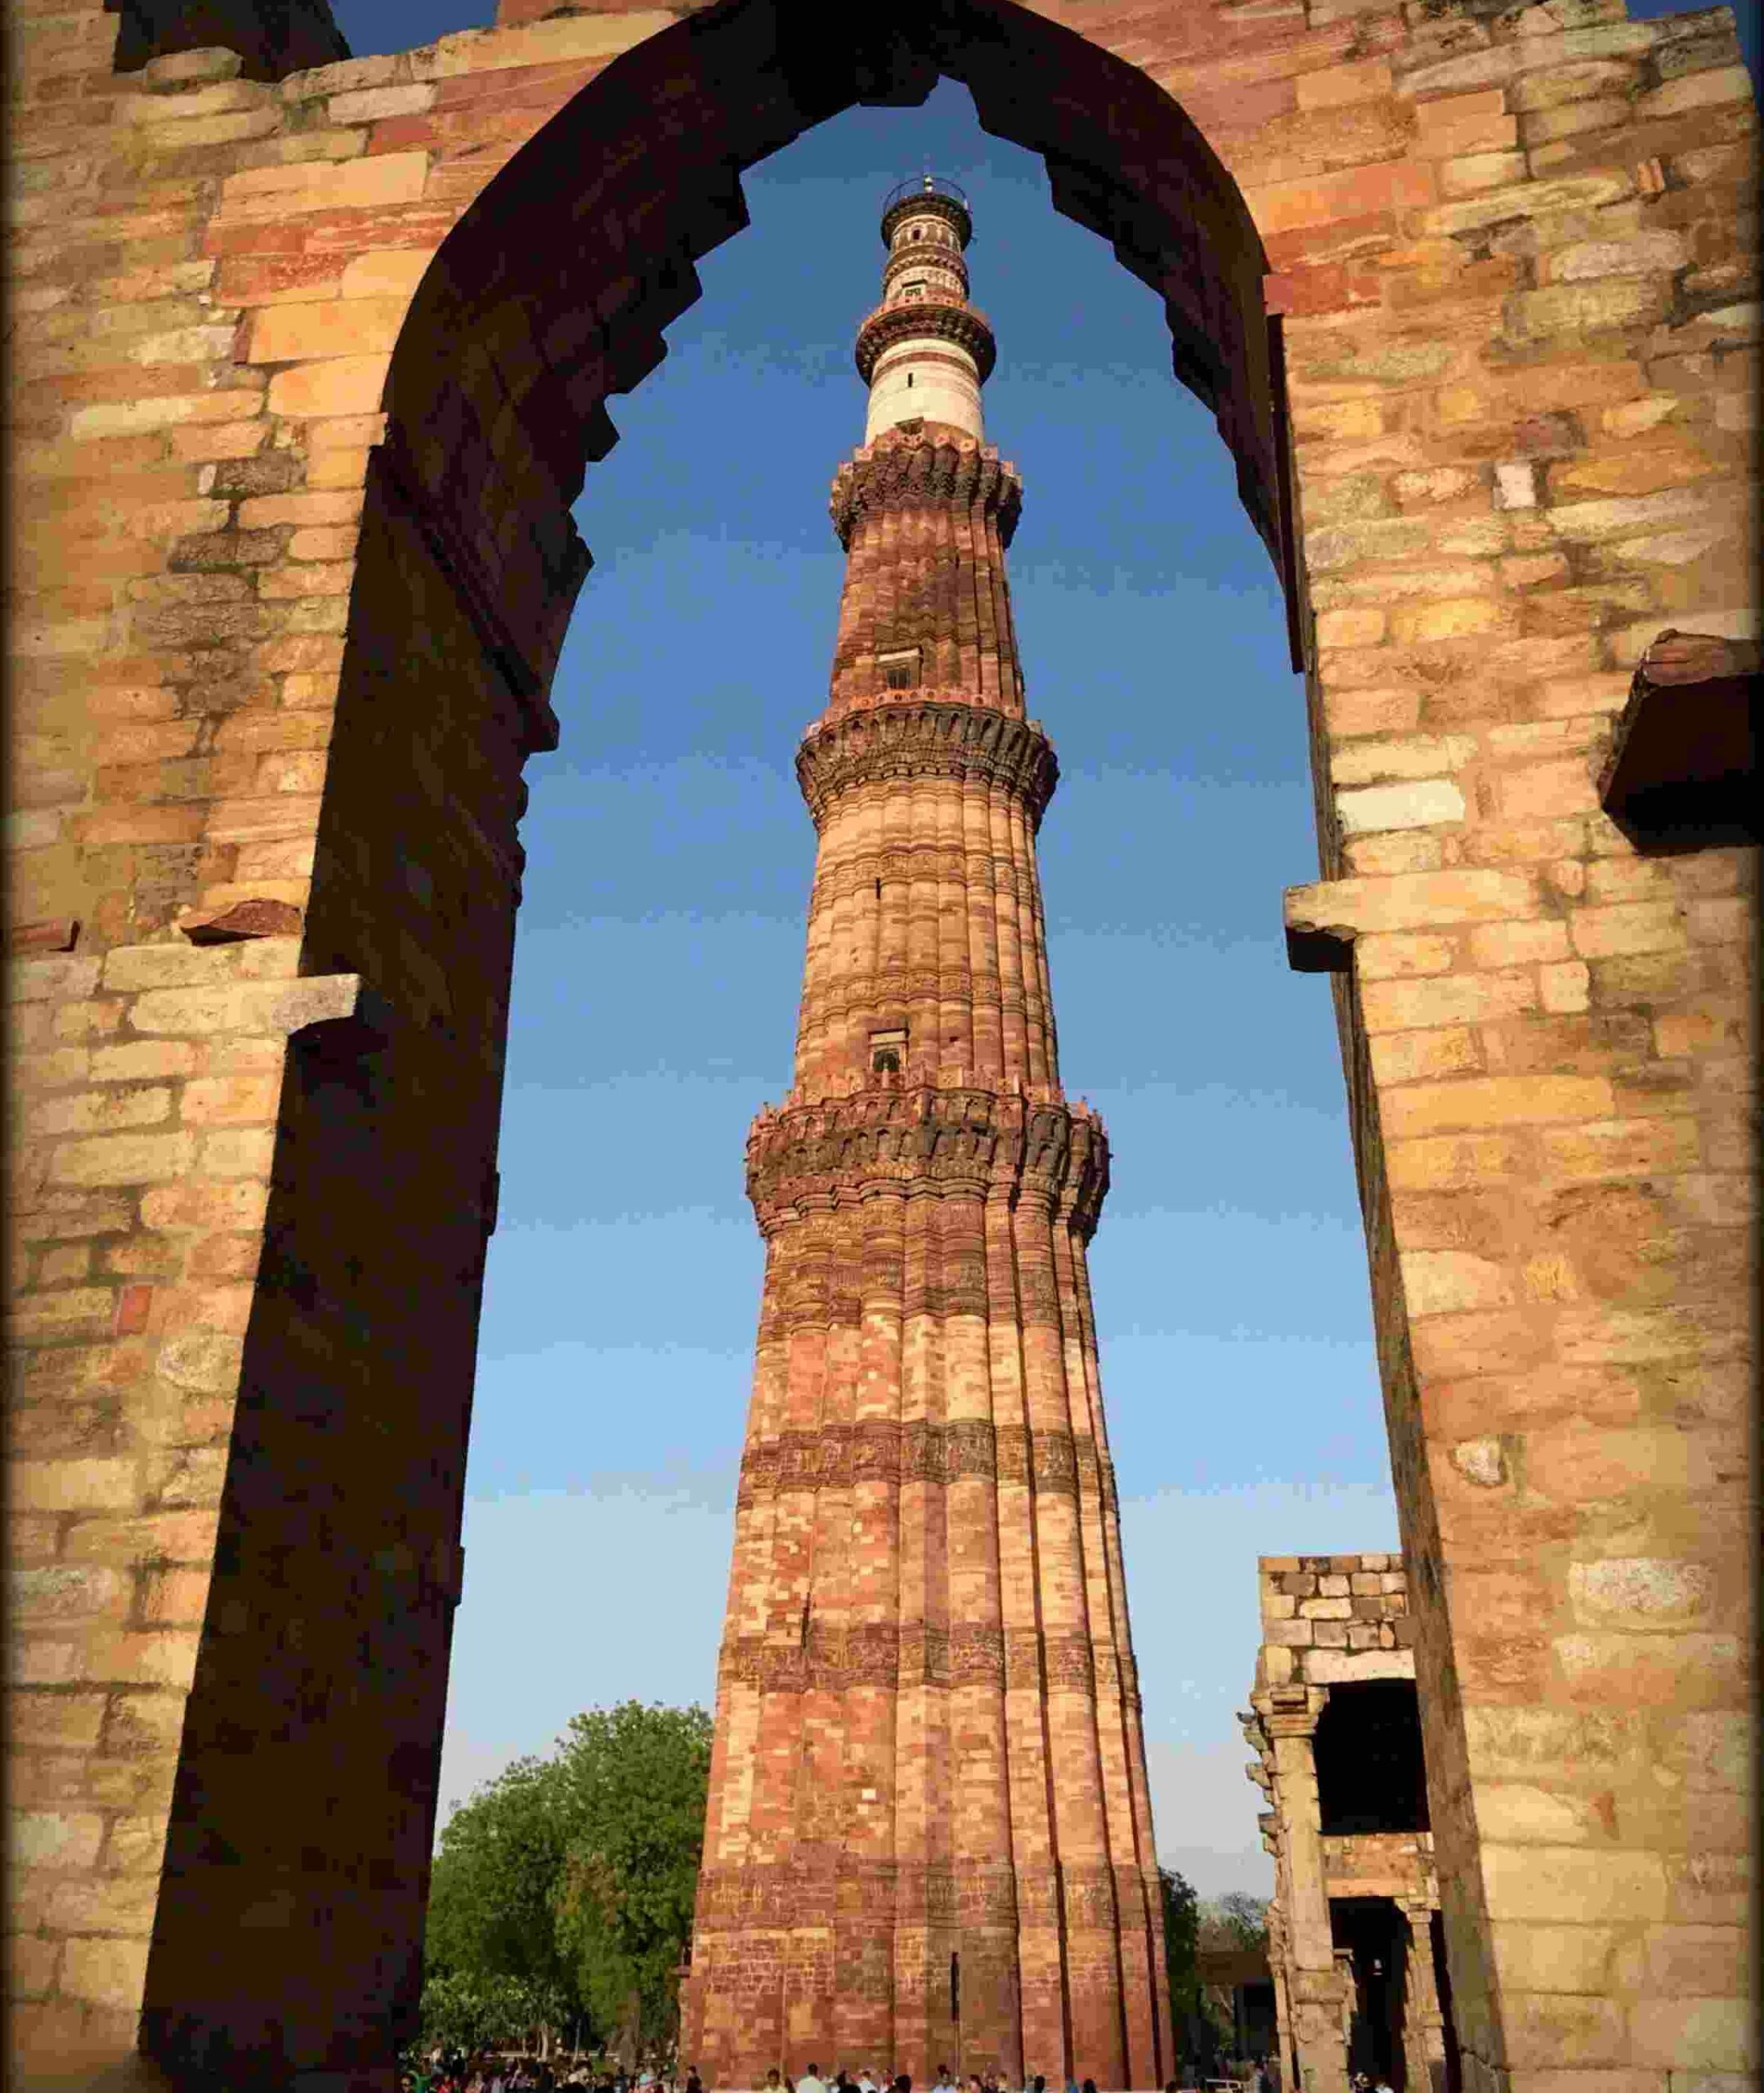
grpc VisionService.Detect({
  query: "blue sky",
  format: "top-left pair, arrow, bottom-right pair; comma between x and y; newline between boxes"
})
327,0 -> 1752,1896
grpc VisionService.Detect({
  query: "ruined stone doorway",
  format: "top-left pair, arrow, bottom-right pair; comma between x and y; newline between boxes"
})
439,71 -> 1356,1827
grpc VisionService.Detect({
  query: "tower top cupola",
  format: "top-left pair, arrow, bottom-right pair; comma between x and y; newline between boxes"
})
855,174 -> 996,444
878,171 -> 973,249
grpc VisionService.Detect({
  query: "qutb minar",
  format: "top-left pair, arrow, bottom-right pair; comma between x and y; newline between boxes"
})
684,178 -> 1171,2089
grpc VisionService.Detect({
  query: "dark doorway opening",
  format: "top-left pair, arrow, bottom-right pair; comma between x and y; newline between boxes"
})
1315,1681 -> 1429,1837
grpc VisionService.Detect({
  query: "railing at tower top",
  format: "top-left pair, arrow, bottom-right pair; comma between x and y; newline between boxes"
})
882,173 -> 971,214
880,174 -> 974,245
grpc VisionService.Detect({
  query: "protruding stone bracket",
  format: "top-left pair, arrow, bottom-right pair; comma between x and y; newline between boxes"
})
1285,921 -> 1354,975
1284,869 -> 1542,974
1597,628 -> 1760,852
1283,885 -> 1356,973
285,975 -> 394,1058
181,898 -> 304,946
105,0 -> 348,81
7,918 -> 80,954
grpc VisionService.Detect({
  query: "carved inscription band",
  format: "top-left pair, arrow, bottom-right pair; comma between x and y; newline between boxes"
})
716,1621 -> 1140,1704
696,1858 -> 1160,1931
745,1085 -> 1109,1238
736,1417 -> 1119,1510
797,700 -> 1058,831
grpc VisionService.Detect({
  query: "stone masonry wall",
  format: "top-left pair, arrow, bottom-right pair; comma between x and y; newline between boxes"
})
1256,1549 -> 1416,1687
5,0 -> 1757,2085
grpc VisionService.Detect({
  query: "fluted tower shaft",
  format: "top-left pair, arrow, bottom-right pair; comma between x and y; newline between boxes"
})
686,180 -> 1171,2091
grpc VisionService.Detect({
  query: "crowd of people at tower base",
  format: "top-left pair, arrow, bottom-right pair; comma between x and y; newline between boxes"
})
404,2055 -> 1285,2093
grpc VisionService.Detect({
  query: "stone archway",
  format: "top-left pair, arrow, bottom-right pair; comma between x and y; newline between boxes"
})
146,12 -> 1297,2084
6,0 -> 1757,2086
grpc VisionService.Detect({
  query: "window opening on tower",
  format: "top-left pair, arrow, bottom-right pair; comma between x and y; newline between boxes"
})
871,1027 -> 907,1075
880,647 -> 920,690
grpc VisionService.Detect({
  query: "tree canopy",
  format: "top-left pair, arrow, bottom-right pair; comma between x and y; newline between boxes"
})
420,1701 -> 712,2061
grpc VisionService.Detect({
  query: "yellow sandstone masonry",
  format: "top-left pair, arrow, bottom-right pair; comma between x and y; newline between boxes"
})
3,0 -> 1757,2085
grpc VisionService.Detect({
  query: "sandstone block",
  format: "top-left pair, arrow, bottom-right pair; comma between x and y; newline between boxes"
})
235,489 -> 361,529
1540,960 -> 1591,1013
1500,1992 -> 1630,2069
27,1086 -> 171,1138
217,149 -> 428,217
12,1811 -> 107,1870
1423,171 -> 1631,238
266,356 -> 392,419
1483,1842 -> 1668,1923
48,1129 -> 198,1186
124,973 -> 360,1038
1449,1435 -> 1507,1484
1476,1783 -> 1618,1846
59,1934 -> 151,2013
138,1179 -> 271,1231
1402,1248 -> 1514,1313
1548,230 -> 1690,282
1297,58 -> 1394,108
1569,902 -> 1687,959
1468,917 -> 1570,967
1332,733 -> 1477,784
1442,150 -> 1529,195
199,1128 -> 276,1176
1503,277 -> 1670,344
1363,969 -> 1538,1029
87,1041 -> 199,1082
101,943 -> 239,992
1568,1556 -> 1713,1629
1390,598 -> 1515,645
247,296 -> 411,363
1337,779 -> 1468,833
68,391 -> 264,441
1316,607 -> 1387,648
415,11 -> 681,78
329,83 -> 434,123
1547,485 -> 1713,541
1371,1025 -> 1482,1083
1641,1923 -> 1751,1998
1355,930 -> 1455,979
1384,1073 -> 1613,1137
177,1074 -> 281,1124
1489,1921 -> 1620,1994
11,954 -> 102,1003
12,1459 -> 139,1513
1633,65 -> 1755,119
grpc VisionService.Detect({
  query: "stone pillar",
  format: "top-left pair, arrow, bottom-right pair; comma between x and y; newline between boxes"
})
1398,1900 -> 1447,2093
1265,1879 -> 1295,2089
1261,1687 -> 1350,2093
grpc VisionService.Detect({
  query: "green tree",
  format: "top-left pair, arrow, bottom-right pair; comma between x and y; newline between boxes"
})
425,1755 -> 576,1991
1162,1867 -> 1202,2027
1200,1890 -> 1270,1954
417,1970 -> 572,2059
552,1701 -> 714,2062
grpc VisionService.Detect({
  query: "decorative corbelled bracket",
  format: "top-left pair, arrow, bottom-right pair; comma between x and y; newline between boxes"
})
797,699 -> 1058,828
831,423 -> 1023,548
745,1083 -> 1109,1238
853,298 -> 997,388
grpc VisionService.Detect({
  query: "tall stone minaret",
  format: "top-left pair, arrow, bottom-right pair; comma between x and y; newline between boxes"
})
685,177 -> 1171,2091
